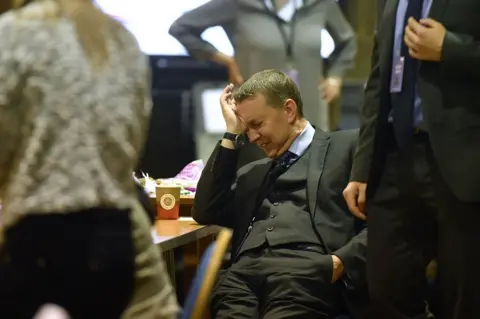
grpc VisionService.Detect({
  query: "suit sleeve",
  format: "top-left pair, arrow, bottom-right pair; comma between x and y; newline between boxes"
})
324,0 -> 357,78
441,30 -> 480,78
168,0 -> 237,60
192,143 -> 239,227
349,0 -> 386,182
333,225 -> 368,287
334,131 -> 367,287
350,31 -> 381,182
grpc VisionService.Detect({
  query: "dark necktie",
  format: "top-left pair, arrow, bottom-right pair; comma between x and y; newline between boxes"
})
260,150 -> 299,204
278,151 -> 298,167
270,151 -> 298,178
391,0 -> 423,147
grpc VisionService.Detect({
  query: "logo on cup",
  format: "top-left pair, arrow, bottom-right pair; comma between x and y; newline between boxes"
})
160,194 -> 176,210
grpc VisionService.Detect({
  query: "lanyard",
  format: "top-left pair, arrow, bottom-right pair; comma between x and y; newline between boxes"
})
263,0 -> 303,59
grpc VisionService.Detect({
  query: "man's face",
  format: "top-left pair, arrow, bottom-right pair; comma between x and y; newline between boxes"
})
236,94 -> 295,158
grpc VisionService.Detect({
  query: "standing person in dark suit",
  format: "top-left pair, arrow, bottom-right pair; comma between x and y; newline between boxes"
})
193,69 -> 370,318
343,0 -> 480,318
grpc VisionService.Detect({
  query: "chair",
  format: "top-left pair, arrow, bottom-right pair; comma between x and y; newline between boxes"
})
180,228 -> 232,319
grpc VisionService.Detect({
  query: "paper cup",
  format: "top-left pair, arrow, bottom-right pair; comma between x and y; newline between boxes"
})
155,185 -> 181,220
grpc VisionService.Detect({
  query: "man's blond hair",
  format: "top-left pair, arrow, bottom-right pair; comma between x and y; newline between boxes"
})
233,69 -> 304,117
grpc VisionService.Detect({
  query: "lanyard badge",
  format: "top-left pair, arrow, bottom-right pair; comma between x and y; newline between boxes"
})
390,56 -> 405,93
265,0 -> 301,87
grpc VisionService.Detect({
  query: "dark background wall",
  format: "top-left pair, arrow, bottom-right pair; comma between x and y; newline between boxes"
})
137,57 -> 228,178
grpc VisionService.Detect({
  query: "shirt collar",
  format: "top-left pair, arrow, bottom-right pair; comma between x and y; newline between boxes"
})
264,0 -> 303,22
288,121 -> 315,157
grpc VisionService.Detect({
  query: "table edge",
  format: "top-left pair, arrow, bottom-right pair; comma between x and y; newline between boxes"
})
156,224 -> 222,251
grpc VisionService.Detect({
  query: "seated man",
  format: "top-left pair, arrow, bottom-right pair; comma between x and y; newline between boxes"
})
193,70 -> 369,319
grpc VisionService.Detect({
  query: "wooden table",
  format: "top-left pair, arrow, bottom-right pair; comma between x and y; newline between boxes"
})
179,195 -> 194,216
179,195 -> 194,206
152,217 -> 220,251
152,217 -> 221,304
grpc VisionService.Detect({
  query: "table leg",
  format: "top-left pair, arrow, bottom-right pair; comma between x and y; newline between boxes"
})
162,249 -> 176,289
174,246 -> 185,304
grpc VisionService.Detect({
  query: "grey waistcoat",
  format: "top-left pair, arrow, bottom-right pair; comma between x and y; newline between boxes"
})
239,147 -> 323,255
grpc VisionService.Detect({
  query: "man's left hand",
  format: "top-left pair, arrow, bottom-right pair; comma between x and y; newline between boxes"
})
331,255 -> 344,283
404,18 -> 446,62
320,77 -> 342,103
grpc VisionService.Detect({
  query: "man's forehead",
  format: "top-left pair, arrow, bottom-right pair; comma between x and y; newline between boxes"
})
236,94 -> 267,114
236,97 -> 265,124
237,102 -> 270,127
237,94 -> 265,108
235,107 -> 253,127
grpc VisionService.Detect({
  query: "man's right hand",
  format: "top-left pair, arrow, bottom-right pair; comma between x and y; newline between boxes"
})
343,182 -> 367,220
219,84 -> 246,135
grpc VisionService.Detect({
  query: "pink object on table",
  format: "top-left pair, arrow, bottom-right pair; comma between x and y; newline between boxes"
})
175,160 -> 204,181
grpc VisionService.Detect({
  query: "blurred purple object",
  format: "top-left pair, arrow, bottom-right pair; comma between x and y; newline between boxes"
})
175,160 -> 204,180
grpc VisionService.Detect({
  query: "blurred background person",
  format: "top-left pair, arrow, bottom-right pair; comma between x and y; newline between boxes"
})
169,0 -> 356,165
0,0 -> 177,318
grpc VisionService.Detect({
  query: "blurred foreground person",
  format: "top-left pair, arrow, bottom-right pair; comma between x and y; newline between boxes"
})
0,0 -> 178,318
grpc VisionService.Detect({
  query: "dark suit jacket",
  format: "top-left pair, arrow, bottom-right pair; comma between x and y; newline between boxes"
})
352,0 -> 480,201
236,139 -> 266,169
193,129 -> 369,314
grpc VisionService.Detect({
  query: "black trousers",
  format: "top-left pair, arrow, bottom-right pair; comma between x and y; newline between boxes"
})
211,245 -> 345,319
367,133 -> 480,319
0,208 -> 135,319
